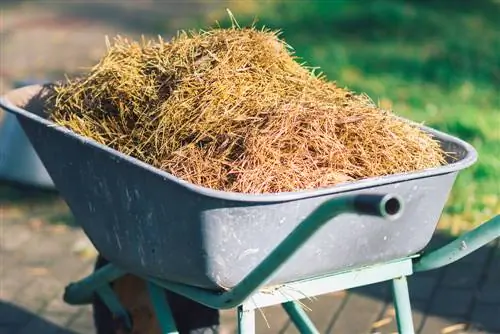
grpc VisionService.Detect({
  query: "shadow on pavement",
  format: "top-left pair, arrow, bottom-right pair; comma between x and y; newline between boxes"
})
0,300 -> 79,334
353,232 -> 500,333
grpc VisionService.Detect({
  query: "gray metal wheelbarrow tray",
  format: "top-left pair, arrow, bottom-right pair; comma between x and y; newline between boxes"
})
0,84 -> 477,290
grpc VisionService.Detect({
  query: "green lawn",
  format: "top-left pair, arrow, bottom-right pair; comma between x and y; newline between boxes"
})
203,0 -> 499,231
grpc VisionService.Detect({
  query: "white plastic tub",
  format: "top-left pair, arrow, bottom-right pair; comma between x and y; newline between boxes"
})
0,109 -> 54,189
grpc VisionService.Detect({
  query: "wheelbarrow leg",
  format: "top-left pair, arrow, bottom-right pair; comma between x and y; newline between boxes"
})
147,282 -> 179,334
282,301 -> 319,334
392,276 -> 415,334
237,305 -> 255,334
95,284 -> 133,331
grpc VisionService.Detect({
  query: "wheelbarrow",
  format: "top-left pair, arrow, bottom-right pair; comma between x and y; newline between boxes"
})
1,84 -> 499,334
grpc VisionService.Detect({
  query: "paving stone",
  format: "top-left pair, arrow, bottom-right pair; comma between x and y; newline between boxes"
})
428,288 -> 475,317
18,229 -> 78,264
408,274 -> 439,302
278,292 -> 347,334
0,266 -> 37,300
419,315 -> 469,334
329,291 -> 385,334
66,307 -> 95,334
219,309 -> 237,333
41,296 -> 83,328
470,303 -> 500,333
47,251 -> 95,285
357,282 -> 391,303
256,304 -> 291,333
477,282 -> 500,304
484,259 -> 500,287
465,329 -> 495,334
414,267 -> 444,280
376,300 -> 426,334
14,274 -> 66,311
441,262 -> 484,289
0,223 -> 33,251
300,293 -> 346,333
0,248 -> 26,271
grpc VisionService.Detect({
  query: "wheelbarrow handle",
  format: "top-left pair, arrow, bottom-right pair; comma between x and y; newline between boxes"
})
413,214 -> 500,272
142,193 -> 403,309
220,194 -> 403,304
65,194 -> 403,309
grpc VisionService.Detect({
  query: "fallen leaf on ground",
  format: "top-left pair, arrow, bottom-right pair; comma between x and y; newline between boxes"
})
28,218 -> 44,230
48,224 -> 68,234
72,238 -> 98,259
27,267 -> 49,276
385,307 -> 396,316
441,323 -> 467,334
372,317 -> 393,329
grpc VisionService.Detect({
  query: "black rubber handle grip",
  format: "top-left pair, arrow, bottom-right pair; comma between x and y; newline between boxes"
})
353,194 -> 403,220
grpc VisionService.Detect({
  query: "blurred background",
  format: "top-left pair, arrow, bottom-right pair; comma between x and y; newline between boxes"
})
0,1 -> 499,333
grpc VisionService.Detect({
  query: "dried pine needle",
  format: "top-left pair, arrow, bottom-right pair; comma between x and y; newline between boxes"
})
46,25 -> 446,194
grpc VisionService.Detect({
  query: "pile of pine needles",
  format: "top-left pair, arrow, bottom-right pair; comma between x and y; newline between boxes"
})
47,23 -> 446,194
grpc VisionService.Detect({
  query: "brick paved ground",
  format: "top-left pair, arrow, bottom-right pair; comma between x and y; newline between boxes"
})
1,2 -> 499,333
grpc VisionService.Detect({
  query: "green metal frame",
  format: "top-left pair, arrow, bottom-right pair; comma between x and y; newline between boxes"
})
64,194 -> 400,307
392,276 -> 415,333
283,301 -> 320,334
63,192 -> 499,334
413,214 -> 500,272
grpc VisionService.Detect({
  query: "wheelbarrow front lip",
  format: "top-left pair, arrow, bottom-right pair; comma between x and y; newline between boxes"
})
0,84 -> 478,203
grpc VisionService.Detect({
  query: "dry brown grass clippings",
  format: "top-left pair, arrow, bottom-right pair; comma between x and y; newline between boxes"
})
46,20 -> 445,194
